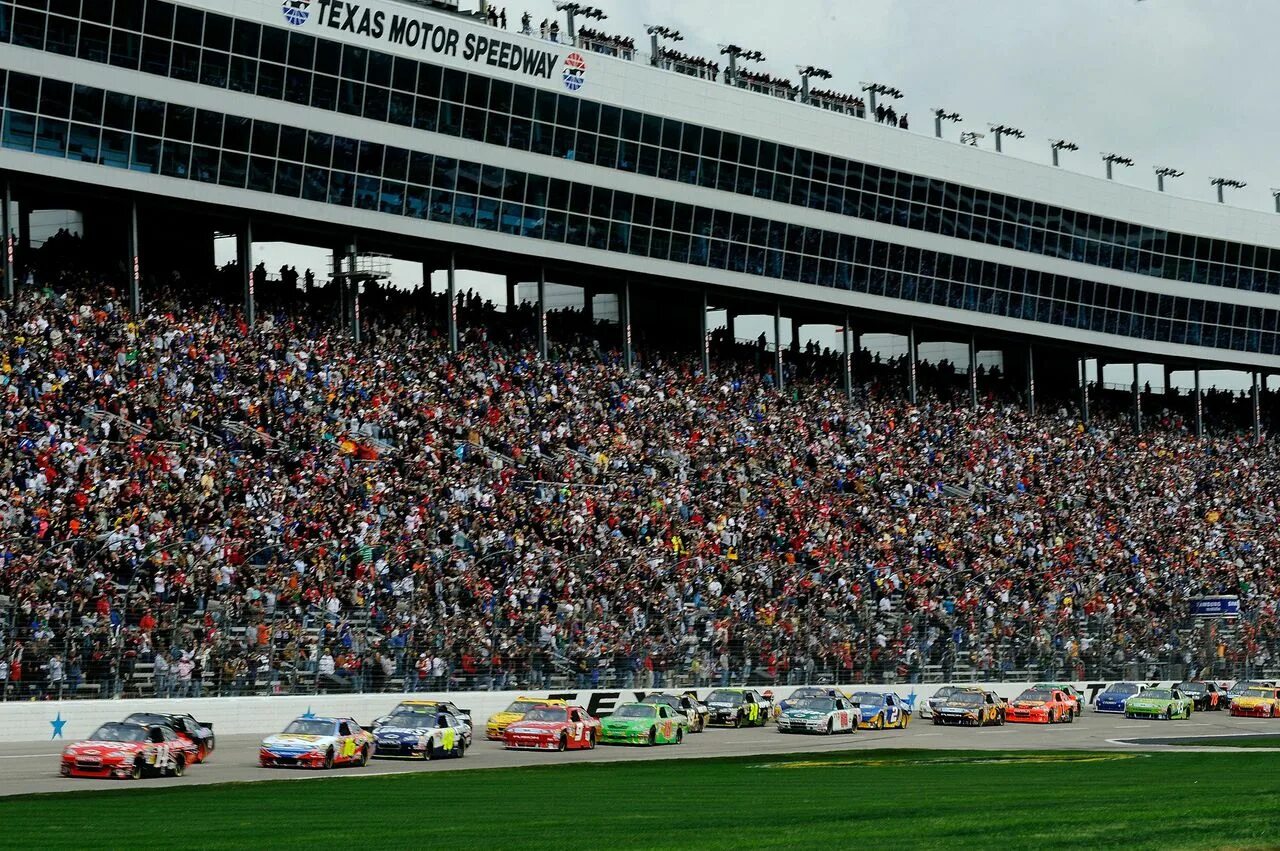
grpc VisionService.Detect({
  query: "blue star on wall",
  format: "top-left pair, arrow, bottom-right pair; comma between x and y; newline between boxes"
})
903,690 -> 919,711
301,707 -> 317,719
50,712 -> 67,740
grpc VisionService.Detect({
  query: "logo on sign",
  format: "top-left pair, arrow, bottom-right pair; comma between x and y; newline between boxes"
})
562,52 -> 587,92
282,0 -> 313,27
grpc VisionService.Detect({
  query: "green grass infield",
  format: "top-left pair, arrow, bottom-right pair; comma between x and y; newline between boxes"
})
6,749 -> 1280,849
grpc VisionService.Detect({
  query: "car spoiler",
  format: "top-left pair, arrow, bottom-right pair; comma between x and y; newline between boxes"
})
197,721 -> 213,731
361,724 -> 375,733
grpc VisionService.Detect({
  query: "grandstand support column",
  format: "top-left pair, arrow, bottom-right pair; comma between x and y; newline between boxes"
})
621,280 -> 633,371
1026,344 -> 1036,417
907,325 -> 918,405
536,266 -> 548,360
127,199 -> 141,314
699,289 -> 710,376
2,177 -> 13,300
237,222 -> 255,328
346,240 -> 359,341
446,251 -> 458,354
968,336 -> 979,408
1132,363 -> 1142,432
505,274 -> 516,312
774,304 -> 784,393
726,309 -> 738,343
842,315 -> 853,401
583,287 -> 594,326
1078,358 -> 1090,427
1253,371 -> 1262,446
1194,369 -> 1203,438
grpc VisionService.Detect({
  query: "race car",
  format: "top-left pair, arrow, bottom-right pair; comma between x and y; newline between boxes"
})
849,691 -> 911,730
917,685 -> 964,719
774,686 -> 842,719
932,689 -> 1004,727
258,717 -> 375,768
1124,688 -> 1193,720
485,697 -> 567,741
1229,685 -> 1280,718
1094,682 -> 1144,714
704,688 -> 772,727
776,695 -> 858,734
1033,683 -> 1084,717
1224,681 -> 1275,709
121,712 -> 216,763
372,707 -> 470,759
503,704 -> 600,751
380,700 -> 472,734
60,722 -> 198,779
599,702 -> 685,746
1005,687 -> 1075,724
1175,681 -> 1224,712
640,692 -> 709,733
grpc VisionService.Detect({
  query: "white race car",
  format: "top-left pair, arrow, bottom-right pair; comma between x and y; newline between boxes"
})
372,708 -> 470,759
776,695 -> 859,734
917,685 -> 964,719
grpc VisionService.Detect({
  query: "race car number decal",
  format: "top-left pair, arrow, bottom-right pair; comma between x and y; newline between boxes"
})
747,704 -> 759,722
342,739 -> 357,758
441,729 -> 456,751
573,722 -> 584,740
662,721 -> 673,738
150,745 -> 174,769
839,712 -> 849,727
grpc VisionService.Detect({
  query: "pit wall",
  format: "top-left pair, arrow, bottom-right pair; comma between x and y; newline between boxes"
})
3,681 -> 1188,744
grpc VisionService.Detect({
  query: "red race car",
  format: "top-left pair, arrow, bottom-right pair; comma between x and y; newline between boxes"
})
60,721 -> 198,779
122,712 -> 216,763
1005,687 -> 1076,724
502,704 -> 600,751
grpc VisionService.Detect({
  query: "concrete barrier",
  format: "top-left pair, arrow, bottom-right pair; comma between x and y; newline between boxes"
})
3,680 -> 1187,744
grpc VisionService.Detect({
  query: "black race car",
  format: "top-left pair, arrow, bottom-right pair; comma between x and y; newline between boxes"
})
121,712 -> 216,762
1174,681 -> 1224,711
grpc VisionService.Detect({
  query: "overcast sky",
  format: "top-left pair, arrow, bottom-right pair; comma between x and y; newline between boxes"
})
539,0 -> 1278,210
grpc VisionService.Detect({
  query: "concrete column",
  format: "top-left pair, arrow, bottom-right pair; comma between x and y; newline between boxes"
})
1163,364 -> 1174,395
907,325 -> 918,405
505,274 -> 517,312
446,252 -> 458,354
1,178 -> 12,300
969,336 -> 979,409
842,316 -> 853,401
621,280 -> 633,371
726,309 -> 738,343
237,222 -> 254,328
16,198 -> 30,254
127,200 -> 141,314
347,241 -> 358,340
1132,363 -> 1142,432
699,289 -> 710,376
1253,371 -> 1262,446
1194,369 -> 1203,438
1026,344 -> 1036,417
536,266 -> 547,360
791,320 -> 801,354
583,288 -> 594,327
1078,357 -> 1090,427
774,304 -> 784,393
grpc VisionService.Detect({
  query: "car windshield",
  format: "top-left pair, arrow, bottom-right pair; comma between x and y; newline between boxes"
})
283,720 -> 335,736
89,723 -> 147,743
122,713 -> 169,726
931,687 -> 957,699
384,711 -> 432,728
640,695 -> 674,706
949,693 -> 984,706
790,688 -> 827,700
1177,683 -> 1206,694
852,693 -> 884,706
503,701 -> 542,713
1243,688 -> 1276,698
707,690 -> 743,705
1140,690 -> 1173,700
1105,683 -> 1140,696
521,707 -> 567,723
1016,690 -> 1053,702
792,698 -> 836,712
613,705 -> 655,719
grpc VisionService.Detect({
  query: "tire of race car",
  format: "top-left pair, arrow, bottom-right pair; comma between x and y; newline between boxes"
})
458,741 -> 467,758
324,748 -> 335,770
875,715 -> 884,731
825,719 -> 834,735
172,757 -> 185,778
1163,706 -> 1172,721
648,728 -> 657,746
732,715 -> 741,728
1066,710 -> 1074,724
932,718 -> 941,726
588,731 -> 597,750
131,758 -> 144,780
357,746 -> 370,767
675,729 -> 683,744
558,734 -> 568,752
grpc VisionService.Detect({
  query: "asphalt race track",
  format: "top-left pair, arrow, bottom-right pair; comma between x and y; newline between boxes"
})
6,710 -> 1276,797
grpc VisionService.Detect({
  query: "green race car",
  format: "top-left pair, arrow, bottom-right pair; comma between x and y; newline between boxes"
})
598,703 -> 685,746
1124,688 -> 1193,720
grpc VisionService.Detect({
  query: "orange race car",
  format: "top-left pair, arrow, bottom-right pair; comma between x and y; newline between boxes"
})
1005,687 -> 1076,724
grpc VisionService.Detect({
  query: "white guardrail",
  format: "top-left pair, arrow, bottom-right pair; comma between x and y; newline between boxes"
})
3,681 -> 1188,744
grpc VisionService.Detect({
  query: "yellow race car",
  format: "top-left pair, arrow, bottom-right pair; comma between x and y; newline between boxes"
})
485,697 -> 568,740
1229,685 -> 1280,718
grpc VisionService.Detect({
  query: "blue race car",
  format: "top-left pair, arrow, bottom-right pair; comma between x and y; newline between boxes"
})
849,691 -> 911,730
1094,682 -> 1144,714
774,686 -> 842,718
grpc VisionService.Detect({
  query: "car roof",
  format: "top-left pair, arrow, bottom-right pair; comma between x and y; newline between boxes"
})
514,697 -> 566,704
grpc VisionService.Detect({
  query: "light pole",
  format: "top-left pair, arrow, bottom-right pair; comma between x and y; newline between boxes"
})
555,2 -> 606,47
1211,177 -> 1246,204
1155,166 -> 1184,192
646,24 -> 682,69
933,109 -> 961,139
719,44 -> 765,86
798,65 -> 831,105
1101,153 -> 1134,180
860,82 -> 903,119
1271,189 -> 1280,214
1050,139 -> 1078,167
988,124 -> 1025,153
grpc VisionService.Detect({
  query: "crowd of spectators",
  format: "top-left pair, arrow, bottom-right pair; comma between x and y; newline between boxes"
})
808,90 -> 867,118
875,104 -> 909,129
576,27 -> 636,59
656,50 -> 721,82
1,246 -> 1278,701
733,70 -> 799,100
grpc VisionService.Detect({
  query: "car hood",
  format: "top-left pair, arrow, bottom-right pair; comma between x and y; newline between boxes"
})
262,734 -> 334,747
1011,701 -> 1047,708
66,741 -> 146,754
1126,697 -> 1173,707
375,726 -> 432,737
506,721 -> 564,734
601,717 -> 652,730
781,710 -> 826,720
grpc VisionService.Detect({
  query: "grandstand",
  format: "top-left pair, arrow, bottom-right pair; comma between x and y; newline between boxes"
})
0,0 -> 1278,702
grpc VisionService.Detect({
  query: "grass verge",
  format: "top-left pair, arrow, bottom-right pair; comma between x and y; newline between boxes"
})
5,749 -> 1279,849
